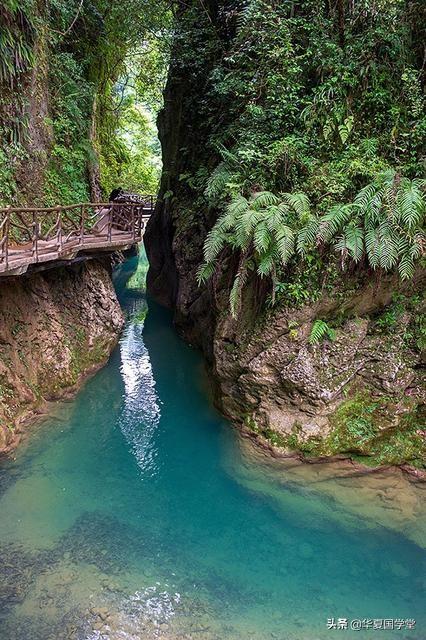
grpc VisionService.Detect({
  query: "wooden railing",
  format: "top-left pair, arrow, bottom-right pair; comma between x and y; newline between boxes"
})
0,198 -> 155,275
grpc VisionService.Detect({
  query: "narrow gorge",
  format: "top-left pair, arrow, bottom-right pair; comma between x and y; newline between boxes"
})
0,1 -> 425,639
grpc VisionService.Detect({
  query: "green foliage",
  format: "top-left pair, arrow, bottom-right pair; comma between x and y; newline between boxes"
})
91,4 -> 170,197
99,89 -> 161,196
0,0 -> 169,206
171,0 -> 425,313
306,171 -> 426,280
309,320 -> 336,345
0,0 -> 36,87
412,313 -> 426,353
198,189 -> 310,316
0,145 -> 24,207
198,0 -> 425,199
374,293 -> 426,353
200,170 -> 425,314
328,394 -> 383,448
375,298 -> 406,332
262,428 -> 289,449
323,393 -> 425,467
42,51 -> 94,205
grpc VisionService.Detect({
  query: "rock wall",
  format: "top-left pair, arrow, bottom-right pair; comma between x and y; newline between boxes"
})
0,260 -> 124,453
145,1 -> 425,470
148,179 -> 425,467
212,276 -> 425,463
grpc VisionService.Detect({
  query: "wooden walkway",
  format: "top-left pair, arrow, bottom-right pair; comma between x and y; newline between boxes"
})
0,199 -> 154,277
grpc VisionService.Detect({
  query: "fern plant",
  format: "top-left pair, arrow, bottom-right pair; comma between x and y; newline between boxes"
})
299,170 -> 426,279
199,172 -> 424,318
204,145 -> 244,201
0,2 -> 36,87
197,190 -> 310,316
309,320 -> 336,345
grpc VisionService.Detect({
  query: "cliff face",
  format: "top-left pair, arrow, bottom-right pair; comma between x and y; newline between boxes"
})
0,260 -> 124,453
146,1 -> 425,470
147,187 -> 425,469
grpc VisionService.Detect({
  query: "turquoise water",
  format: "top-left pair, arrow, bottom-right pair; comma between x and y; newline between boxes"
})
0,254 -> 425,640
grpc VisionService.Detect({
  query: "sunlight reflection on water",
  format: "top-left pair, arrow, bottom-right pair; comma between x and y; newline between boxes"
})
119,319 -> 161,478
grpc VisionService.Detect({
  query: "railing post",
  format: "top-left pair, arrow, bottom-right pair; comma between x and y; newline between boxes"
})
57,206 -> 62,253
4,209 -> 9,270
108,204 -> 112,242
32,211 -> 39,261
80,204 -> 85,245
138,206 -> 142,239
131,204 -> 135,241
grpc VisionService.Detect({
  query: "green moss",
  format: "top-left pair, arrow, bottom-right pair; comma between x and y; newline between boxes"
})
68,337 -> 109,386
0,376 -> 17,420
326,393 -> 385,451
373,292 -> 426,354
249,392 -> 425,469
263,428 -> 289,448
248,419 -> 302,450
244,414 -> 261,434
318,393 -> 425,468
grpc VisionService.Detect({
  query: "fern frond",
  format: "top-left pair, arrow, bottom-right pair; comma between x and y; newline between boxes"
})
229,274 -> 241,318
274,225 -> 295,264
252,191 -> 280,209
264,205 -> 287,232
354,182 -> 382,225
309,320 -> 335,344
226,194 -> 249,218
205,161 -> 233,200
197,261 -> 216,284
377,222 -> 399,270
203,228 -> 227,263
334,225 -> 364,262
229,262 -> 249,317
410,231 -> 426,258
365,227 -> 381,268
235,3 -> 253,34
297,216 -> 320,255
216,143 -> 240,166
398,251 -> 415,280
281,192 -> 311,218
235,208 -> 258,247
256,250 -> 275,277
253,222 -> 271,253
318,204 -> 353,242
215,211 -> 237,233
395,180 -> 425,229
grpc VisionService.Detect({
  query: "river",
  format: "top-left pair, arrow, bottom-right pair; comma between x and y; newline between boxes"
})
0,252 -> 424,640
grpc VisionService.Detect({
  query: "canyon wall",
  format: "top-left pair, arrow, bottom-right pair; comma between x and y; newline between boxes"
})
146,0 -> 425,470
0,260 -> 124,453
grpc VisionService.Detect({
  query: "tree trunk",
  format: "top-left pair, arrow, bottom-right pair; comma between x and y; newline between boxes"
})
337,0 -> 345,47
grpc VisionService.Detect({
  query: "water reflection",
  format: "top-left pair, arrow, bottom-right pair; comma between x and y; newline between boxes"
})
119,314 -> 161,478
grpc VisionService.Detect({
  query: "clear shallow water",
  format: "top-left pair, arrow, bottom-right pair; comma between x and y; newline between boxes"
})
0,254 -> 425,640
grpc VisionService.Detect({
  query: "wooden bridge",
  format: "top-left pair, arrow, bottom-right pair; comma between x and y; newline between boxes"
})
0,198 -> 154,277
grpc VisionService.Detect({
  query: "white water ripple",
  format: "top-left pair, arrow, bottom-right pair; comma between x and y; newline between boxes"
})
118,319 -> 161,477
